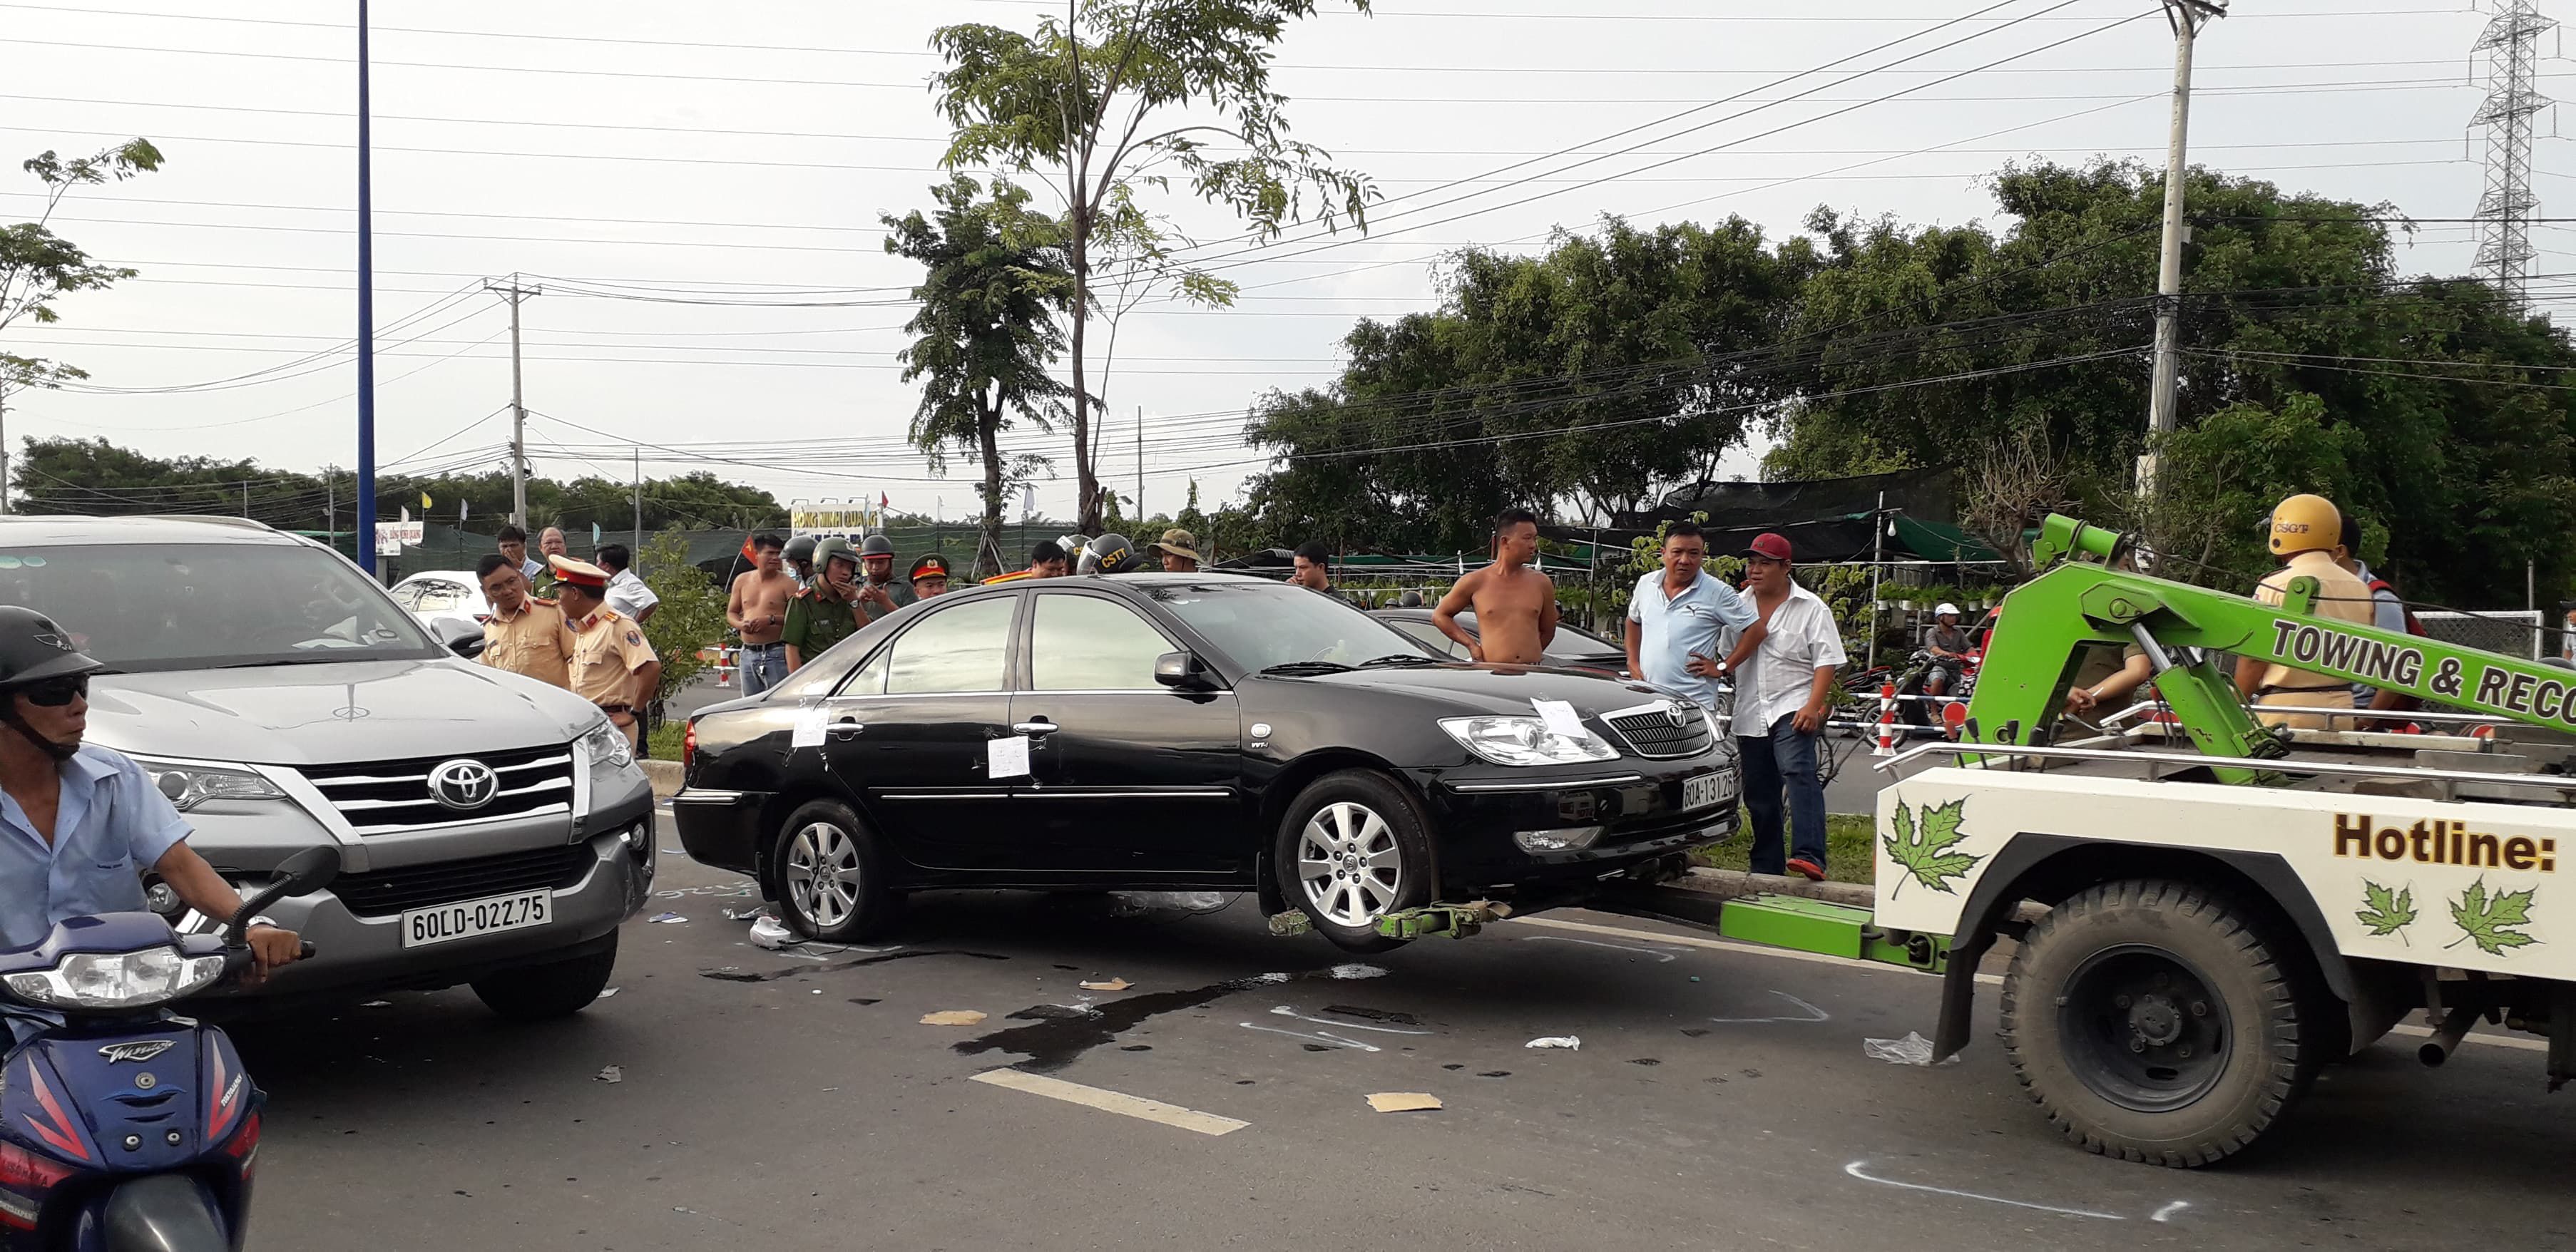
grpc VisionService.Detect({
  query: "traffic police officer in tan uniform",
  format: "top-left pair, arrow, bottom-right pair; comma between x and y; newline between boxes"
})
2235,493 -> 2378,731
552,555 -> 661,748
476,553 -> 573,689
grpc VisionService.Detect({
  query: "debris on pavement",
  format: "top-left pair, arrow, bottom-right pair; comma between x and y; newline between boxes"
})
1525,1036 -> 1580,1050
648,912 -> 686,924
358,1000 -> 391,1007
748,916 -> 799,949
1366,1092 -> 1443,1113
1863,1032 -> 1940,1066
1329,963 -> 1390,980
598,987 -> 620,998
722,906 -> 770,922
1108,891 -> 1230,916
920,1010 -> 988,1026
595,1065 -> 623,1084
1078,978 -> 1131,992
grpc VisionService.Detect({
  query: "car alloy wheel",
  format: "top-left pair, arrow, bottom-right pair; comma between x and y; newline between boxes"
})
784,821 -> 864,930
1296,801 -> 1404,929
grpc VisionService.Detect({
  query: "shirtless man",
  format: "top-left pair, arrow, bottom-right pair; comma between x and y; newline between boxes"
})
726,533 -> 796,697
1433,508 -> 1558,665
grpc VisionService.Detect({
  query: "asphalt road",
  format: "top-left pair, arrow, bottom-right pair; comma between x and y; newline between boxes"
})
227,811 -> 2575,1251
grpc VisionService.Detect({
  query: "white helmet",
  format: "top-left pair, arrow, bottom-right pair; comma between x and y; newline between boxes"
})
1934,602 -> 1961,618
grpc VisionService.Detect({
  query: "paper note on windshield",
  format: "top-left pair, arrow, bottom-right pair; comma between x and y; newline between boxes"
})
790,702 -> 829,749
987,734 -> 1033,779
1531,699 -> 1587,739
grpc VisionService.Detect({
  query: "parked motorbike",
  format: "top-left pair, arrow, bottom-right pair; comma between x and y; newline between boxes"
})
0,846 -> 335,1251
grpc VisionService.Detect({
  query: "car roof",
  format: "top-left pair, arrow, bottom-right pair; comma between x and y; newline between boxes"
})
0,514 -> 306,546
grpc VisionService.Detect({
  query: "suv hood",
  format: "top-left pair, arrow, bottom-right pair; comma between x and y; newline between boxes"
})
1267,662 -> 1680,718
85,658 -> 602,766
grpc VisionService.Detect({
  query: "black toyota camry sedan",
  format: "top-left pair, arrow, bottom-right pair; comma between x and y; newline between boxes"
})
672,574 -> 1738,951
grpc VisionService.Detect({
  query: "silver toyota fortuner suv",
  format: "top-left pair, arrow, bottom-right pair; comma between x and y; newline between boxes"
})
0,514 -> 654,1017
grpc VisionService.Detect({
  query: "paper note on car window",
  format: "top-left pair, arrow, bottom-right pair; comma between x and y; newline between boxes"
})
790,702 -> 828,749
987,734 -> 1032,779
1531,699 -> 1587,739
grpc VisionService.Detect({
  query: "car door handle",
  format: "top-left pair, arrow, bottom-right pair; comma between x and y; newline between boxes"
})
827,720 -> 864,739
1011,719 -> 1061,736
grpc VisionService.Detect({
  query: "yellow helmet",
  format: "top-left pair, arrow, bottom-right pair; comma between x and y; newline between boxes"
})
2267,493 -> 2340,556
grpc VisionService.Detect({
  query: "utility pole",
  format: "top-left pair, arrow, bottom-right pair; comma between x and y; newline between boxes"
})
2472,0 -> 2553,309
242,481 -> 249,518
1135,405 -> 1145,520
326,466 -> 335,541
632,446 -> 643,557
0,389 -> 10,517
2142,0 -> 2225,498
483,274 -> 542,527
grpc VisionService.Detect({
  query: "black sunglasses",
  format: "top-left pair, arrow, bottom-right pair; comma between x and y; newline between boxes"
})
19,676 -> 87,708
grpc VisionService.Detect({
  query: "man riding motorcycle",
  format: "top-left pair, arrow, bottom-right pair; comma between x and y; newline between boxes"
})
1921,602 -> 1976,699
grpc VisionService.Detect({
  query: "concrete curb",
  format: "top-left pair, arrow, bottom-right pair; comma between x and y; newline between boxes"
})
641,759 -> 683,799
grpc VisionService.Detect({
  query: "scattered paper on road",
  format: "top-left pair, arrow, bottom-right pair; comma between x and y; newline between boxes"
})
986,734 -> 1032,779
1525,1036 -> 1581,1050
1079,978 -> 1131,991
921,1010 -> 988,1026
1329,963 -> 1389,980
1863,1032 -> 1938,1066
1366,1092 -> 1443,1113
595,1065 -> 623,1084
1531,698 -> 1588,740
598,987 -> 620,998
749,916 -> 798,950
649,912 -> 686,924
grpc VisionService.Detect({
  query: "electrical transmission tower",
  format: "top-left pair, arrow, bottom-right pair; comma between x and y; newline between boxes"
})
2471,0 -> 2554,309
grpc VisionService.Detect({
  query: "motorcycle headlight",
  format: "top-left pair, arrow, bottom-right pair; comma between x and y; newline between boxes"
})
1438,716 -> 1620,767
578,717 -> 640,778
128,757 -> 285,813
4,947 -> 228,1011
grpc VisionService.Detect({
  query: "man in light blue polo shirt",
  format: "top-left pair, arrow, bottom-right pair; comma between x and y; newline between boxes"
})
0,607 -> 302,977
1624,520 -> 1765,709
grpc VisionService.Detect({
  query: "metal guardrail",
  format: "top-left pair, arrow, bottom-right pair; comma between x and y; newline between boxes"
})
1872,739 -> 2576,794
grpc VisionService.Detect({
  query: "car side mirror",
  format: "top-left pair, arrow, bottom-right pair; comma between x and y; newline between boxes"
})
431,616 -> 485,658
1154,651 -> 1217,691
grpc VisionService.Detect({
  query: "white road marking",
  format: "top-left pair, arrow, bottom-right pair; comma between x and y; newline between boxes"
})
1238,1022 -> 1381,1052
970,1069 -> 1249,1136
1707,990 -> 1831,1024
1844,1160 -> 2131,1220
2151,1201 -> 2192,1223
1268,1005 -> 1430,1035
1518,935 -> 1682,963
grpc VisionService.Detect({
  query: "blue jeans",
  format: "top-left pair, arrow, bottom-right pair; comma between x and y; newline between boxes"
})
737,642 -> 787,697
1738,714 -> 1826,874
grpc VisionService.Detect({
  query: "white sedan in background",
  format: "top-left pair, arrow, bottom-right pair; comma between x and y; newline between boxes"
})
387,569 -> 491,635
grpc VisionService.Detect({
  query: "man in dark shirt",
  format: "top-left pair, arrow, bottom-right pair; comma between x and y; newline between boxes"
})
1923,602 -> 1976,697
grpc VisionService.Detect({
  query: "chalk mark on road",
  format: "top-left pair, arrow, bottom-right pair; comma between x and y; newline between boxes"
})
971,1069 -> 1249,1136
2151,1201 -> 2191,1223
1843,1160 -> 2140,1221
1519,935 -> 1682,963
1269,1005 -> 1429,1035
1240,1022 -> 1382,1052
1708,990 -> 1831,1024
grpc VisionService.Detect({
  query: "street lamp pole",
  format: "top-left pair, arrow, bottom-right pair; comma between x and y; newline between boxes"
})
354,0 -> 379,578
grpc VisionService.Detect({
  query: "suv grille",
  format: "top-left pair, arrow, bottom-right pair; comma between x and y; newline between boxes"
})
300,745 -> 576,833
331,844 -> 592,917
1604,702 -> 1715,759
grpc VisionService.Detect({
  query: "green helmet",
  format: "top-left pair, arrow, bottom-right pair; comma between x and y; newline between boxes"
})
782,534 -> 819,565
811,536 -> 859,577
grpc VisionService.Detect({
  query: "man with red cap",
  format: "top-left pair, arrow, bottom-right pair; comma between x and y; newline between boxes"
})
1729,532 -> 1845,882
552,555 -> 661,748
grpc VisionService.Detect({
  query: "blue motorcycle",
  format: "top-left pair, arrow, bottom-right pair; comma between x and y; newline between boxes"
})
0,846 -> 335,1250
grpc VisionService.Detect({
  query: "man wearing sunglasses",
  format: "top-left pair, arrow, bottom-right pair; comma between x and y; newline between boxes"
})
0,607 -> 305,981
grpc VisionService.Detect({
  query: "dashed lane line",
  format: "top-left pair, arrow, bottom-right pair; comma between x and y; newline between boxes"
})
970,1069 -> 1250,1136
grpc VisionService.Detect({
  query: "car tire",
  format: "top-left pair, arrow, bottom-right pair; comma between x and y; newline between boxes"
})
1273,770 -> 1433,954
2000,878 -> 2310,1168
471,933 -> 619,1021
774,800 -> 899,943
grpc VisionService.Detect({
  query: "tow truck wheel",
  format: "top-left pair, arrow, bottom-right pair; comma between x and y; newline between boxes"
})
2001,878 -> 2309,1168
1274,771 -> 1432,954
774,800 -> 900,943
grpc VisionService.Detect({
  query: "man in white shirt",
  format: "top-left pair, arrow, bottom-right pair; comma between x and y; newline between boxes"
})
596,543 -> 659,625
1725,532 -> 1846,882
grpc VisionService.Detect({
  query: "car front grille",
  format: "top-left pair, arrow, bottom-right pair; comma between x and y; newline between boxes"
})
299,745 -> 576,833
330,844 -> 593,917
1603,702 -> 1715,759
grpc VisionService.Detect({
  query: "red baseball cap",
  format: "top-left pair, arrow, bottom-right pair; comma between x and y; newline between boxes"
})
1746,533 -> 1793,562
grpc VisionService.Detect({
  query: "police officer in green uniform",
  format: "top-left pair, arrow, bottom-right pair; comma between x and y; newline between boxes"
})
782,537 -> 864,673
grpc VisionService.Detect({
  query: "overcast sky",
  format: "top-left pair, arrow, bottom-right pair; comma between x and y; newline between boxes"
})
1,0 -> 2553,526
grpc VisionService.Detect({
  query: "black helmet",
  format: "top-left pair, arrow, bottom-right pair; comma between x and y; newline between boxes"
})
0,607 -> 103,691
859,534 -> 896,558
1084,533 -> 1140,575
1396,590 -> 1424,608
782,535 -> 819,564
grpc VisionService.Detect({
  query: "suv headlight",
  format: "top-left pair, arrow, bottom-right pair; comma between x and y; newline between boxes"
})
1439,716 -> 1620,767
128,757 -> 285,812
578,716 -> 640,780
4,947 -> 227,1011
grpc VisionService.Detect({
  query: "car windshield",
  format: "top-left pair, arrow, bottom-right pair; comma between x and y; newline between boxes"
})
1143,580 -> 1428,672
6,541 -> 443,672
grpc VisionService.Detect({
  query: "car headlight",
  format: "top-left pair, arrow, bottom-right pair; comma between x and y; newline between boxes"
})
578,717 -> 638,775
4,947 -> 227,1011
129,758 -> 285,812
1439,716 -> 1620,766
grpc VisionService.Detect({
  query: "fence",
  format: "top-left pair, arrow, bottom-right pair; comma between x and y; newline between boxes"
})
2418,610 -> 2547,661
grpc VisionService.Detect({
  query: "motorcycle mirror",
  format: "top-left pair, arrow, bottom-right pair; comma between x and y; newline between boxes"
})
272,846 -> 342,896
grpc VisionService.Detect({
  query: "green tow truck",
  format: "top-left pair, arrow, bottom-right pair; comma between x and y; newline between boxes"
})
1319,515 -> 2576,1167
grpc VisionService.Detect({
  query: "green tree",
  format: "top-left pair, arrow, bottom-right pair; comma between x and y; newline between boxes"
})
884,176 -> 1076,580
929,0 -> 1377,534
0,139 -> 163,507
636,529 -> 726,704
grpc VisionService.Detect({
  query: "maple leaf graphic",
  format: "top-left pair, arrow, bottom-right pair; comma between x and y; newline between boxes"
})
1883,799 -> 1982,897
2446,877 -> 2540,958
2355,881 -> 2416,943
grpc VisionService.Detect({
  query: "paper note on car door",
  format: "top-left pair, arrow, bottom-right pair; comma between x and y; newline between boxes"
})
987,734 -> 1032,779
790,702 -> 828,749
1531,699 -> 1587,739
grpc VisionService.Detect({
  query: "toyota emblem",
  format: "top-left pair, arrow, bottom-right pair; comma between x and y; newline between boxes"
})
1662,702 -> 1687,728
426,758 -> 501,811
